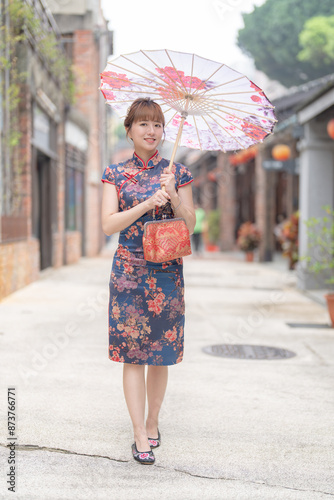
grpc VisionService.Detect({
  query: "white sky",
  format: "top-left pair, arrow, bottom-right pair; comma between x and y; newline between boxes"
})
101,0 -> 265,75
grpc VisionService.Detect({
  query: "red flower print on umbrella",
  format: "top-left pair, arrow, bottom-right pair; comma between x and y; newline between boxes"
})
241,121 -> 268,141
102,71 -> 132,89
156,66 -> 206,92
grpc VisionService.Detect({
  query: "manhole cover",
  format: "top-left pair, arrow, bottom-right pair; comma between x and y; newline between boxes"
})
202,344 -> 296,360
286,322 -> 333,329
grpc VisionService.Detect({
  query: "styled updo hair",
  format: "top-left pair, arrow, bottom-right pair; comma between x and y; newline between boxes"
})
124,98 -> 165,136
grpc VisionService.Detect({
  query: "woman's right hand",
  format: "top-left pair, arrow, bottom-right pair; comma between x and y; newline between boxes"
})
146,189 -> 171,211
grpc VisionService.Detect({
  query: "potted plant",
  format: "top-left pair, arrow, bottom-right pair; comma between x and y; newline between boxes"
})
236,221 -> 261,261
301,205 -> 334,326
206,209 -> 220,252
274,211 -> 299,270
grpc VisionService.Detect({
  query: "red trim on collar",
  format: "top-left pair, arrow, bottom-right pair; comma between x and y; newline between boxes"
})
134,150 -> 159,168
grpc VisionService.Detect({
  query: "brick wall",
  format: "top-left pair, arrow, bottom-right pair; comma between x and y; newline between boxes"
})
73,30 -> 103,257
0,239 -> 39,301
64,231 -> 82,265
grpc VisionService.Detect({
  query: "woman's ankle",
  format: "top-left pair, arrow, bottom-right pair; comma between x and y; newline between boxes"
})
146,416 -> 158,426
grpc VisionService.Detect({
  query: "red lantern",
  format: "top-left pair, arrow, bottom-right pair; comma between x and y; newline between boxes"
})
327,119 -> 334,140
208,171 -> 216,182
272,144 -> 291,161
229,155 -> 238,166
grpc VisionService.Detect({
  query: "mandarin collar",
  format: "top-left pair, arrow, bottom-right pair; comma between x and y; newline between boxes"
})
133,151 -> 161,169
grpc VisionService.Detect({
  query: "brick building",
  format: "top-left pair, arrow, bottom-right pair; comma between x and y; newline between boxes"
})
0,0 -> 112,300
49,0 -> 113,259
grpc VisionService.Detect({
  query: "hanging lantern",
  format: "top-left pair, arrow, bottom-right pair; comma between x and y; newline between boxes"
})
272,144 -> 291,161
327,119 -> 334,140
229,155 -> 239,166
207,171 -> 217,182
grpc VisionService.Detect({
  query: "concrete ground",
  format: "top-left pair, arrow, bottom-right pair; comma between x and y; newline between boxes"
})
0,242 -> 333,500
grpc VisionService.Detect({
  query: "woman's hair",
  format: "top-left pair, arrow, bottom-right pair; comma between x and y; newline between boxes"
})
124,98 -> 165,134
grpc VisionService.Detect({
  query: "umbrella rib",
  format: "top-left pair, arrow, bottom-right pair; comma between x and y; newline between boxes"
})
100,87 -> 163,96
209,113 -> 254,148
139,50 -> 187,96
214,110 -> 274,136
216,100 -> 275,110
212,100 -> 273,113
201,90 -> 265,96
202,95 -> 275,108
164,49 -> 189,94
201,115 -> 227,151
189,54 -> 195,95
210,114 -> 246,149
102,66 -> 169,92
112,56 -> 181,96
192,76 -> 246,99
203,90 -> 275,103
213,102 -> 277,123
212,109 -> 275,135
193,116 -> 203,151
120,54 -> 170,86
103,98 -> 166,105
191,61 -> 227,98
164,109 -> 180,128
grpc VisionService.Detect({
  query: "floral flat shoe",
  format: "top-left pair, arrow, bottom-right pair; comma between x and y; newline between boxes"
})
132,442 -> 155,464
148,429 -> 161,449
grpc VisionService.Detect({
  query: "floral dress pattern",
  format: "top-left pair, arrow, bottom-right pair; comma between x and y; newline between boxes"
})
101,151 -> 193,365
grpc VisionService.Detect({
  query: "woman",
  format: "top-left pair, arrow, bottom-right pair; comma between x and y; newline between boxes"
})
101,98 -> 195,465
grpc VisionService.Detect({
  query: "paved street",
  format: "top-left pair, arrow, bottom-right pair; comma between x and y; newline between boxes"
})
0,243 -> 333,500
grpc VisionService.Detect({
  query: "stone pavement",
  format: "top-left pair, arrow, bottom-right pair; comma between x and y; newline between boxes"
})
0,242 -> 333,500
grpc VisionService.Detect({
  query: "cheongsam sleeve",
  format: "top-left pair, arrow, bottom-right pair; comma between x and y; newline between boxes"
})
177,164 -> 193,188
101,165 -> 116,185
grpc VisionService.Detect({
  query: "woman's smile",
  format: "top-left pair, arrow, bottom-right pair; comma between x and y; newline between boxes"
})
128,119 -> 164,161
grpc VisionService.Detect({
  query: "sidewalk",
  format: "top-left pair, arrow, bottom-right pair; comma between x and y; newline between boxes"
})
0,246 -> 333,500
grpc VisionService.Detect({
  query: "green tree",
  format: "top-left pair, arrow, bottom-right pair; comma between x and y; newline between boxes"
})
237,0 -> 334,88
298,16 -> 334,68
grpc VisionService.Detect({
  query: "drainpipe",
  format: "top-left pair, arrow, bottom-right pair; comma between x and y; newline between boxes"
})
0,0 -> 3,242
4,0 -> 10,215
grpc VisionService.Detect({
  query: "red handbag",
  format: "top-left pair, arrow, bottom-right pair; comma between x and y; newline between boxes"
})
143,212 -> 192,263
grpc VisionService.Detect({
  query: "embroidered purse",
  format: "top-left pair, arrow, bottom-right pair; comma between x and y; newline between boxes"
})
143,208 -> 192,263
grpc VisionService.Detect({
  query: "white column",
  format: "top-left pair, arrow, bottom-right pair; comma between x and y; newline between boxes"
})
297,121 -> 334,290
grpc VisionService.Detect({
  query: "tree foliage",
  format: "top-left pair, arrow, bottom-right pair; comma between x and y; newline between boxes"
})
237,0 -> 334,87
298,16 -> 334,68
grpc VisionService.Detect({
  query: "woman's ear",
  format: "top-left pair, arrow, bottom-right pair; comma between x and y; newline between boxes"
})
125,127 -> 133,142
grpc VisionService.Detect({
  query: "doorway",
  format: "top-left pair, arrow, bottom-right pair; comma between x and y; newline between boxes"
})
32,150 -> 53,270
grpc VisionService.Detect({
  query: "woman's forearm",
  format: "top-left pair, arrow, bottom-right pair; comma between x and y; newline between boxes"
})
102,199 -> 151,236
170,193 -> 196,235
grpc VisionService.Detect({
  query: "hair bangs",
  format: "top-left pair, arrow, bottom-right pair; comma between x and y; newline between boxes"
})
133,101 -> 165,126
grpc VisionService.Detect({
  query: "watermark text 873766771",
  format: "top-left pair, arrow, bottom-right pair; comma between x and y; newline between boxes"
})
7,388 -> 17,493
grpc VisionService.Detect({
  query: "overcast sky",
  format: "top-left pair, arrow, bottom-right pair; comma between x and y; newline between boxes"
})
100,0 -> 265,74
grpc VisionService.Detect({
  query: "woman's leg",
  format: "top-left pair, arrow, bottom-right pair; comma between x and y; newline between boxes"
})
123,364 -> 151,451
146,366 -> 168,438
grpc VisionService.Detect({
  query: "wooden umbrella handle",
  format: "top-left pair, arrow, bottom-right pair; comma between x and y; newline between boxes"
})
167,114 -> 187,172
162,110 -> 188,192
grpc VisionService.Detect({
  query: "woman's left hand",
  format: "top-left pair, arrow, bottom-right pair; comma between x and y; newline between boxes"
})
160,169 -> 177,197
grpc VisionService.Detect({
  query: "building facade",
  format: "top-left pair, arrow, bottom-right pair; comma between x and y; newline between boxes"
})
0,0 -> 112,300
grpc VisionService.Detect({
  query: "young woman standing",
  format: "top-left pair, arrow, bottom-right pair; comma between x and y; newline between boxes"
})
101,98 -> 195,465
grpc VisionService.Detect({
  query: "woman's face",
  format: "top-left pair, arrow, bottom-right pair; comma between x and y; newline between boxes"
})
127,119 -> 164,158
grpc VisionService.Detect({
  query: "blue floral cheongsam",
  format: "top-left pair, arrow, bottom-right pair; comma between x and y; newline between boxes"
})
101,151 -> 193,365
